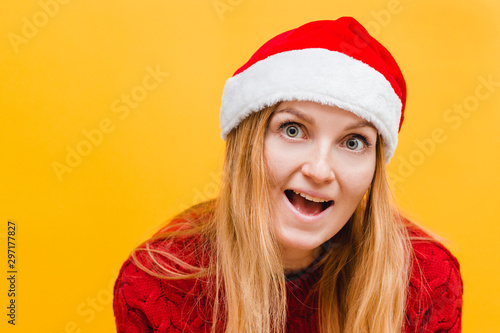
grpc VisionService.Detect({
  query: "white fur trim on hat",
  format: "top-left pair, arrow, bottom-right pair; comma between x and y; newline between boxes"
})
220,48 -> 402,161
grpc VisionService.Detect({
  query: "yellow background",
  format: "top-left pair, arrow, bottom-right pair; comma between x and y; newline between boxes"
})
1,0 -> 499,332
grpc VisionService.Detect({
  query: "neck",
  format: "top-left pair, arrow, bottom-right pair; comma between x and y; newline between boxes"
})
282,246 -> 321,273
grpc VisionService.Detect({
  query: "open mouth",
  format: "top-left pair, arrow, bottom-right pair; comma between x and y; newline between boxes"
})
285,190 -> 333,216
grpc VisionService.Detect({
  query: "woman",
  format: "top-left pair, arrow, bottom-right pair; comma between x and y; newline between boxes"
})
113,17 -> 463,332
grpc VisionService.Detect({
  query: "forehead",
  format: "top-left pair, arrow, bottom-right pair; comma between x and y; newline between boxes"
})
273,100 -> 377,131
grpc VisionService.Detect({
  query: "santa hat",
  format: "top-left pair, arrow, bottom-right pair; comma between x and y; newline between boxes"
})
219,17 -> 406,161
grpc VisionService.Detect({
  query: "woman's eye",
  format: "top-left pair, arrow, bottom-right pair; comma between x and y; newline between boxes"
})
282,124 -> 304,138
345,137 -> 366,151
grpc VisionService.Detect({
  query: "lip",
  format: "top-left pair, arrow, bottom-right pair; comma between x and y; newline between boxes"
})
288,188 -> 334,202
282,189 -> 334,222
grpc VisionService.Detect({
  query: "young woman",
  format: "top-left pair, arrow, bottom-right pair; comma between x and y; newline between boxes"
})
113,17 -> 463,332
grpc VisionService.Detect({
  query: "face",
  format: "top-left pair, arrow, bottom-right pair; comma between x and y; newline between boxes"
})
264,100 -> 377,270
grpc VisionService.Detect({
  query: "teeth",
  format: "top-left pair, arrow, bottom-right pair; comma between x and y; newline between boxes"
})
293,190 -> 329,203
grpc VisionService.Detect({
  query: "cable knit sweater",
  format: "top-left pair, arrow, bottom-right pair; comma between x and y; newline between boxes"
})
113,225 -> 463,332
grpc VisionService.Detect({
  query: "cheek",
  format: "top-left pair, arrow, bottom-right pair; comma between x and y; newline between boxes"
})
338,158 -> 376,196
264,140 -> 302,185
265,153 -> 288,187
263,145 -> 282,186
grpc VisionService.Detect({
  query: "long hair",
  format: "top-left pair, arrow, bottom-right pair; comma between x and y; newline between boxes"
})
316,133 -> 411,332
132,103 -> 412,333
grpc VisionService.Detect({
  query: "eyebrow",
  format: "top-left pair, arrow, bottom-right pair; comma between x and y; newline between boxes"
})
344,120 -> 377,132
275,108 -> 315,125
276,108 -> 376,132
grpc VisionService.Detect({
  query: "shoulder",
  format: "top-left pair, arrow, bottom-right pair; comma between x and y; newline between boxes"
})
114,225 -> 211,293
407,226 -> 462,290
408,226 -> 462,283
113,225 -> 214,332
113,256 -> 169,332
405,225 -> 463,332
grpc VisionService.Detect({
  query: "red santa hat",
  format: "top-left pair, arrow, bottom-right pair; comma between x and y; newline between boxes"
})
220,17 -> 406,161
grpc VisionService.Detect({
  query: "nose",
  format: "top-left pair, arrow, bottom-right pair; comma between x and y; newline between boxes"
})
301,146 -> 335,183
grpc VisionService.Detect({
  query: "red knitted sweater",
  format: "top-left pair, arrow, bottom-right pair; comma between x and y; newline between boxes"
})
113,225 -> 462,332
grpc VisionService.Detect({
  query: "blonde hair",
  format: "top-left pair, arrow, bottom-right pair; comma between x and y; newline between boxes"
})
132,103 -> 413,333
316,133 -> 411,332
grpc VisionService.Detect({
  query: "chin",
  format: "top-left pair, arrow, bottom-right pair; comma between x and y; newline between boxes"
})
276,228 -> 327,252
